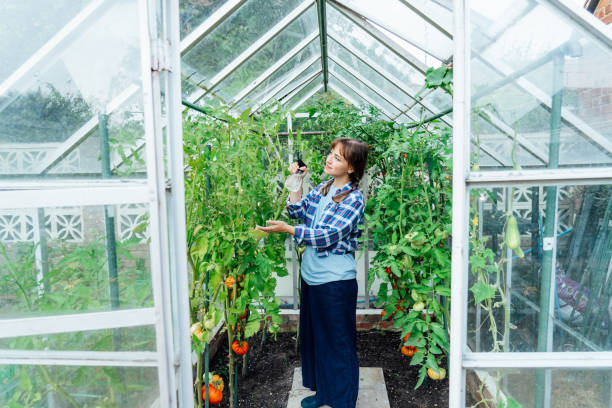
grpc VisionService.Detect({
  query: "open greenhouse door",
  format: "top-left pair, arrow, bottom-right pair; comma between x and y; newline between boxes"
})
0,0 -> 192,406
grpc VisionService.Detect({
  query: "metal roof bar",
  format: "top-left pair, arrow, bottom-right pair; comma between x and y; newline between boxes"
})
188,0 -> 315,104
272,71 -> 322,109
250,55 -> 320,112
230,31 -> 319,106
289,83 -> 324,111
330,0 -> 444,67
179,0 -> 248,55
398,0 -> 452,39
328,0 -> 428,74
328,54 -> 419,121
329,72 -> 394,120
316,0 -> 329,91
328,82 -> 366,112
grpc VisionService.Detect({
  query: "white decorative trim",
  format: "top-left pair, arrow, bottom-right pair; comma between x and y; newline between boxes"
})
0,207 -> 83,243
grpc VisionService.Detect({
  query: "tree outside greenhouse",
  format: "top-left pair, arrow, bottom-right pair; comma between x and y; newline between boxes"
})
1,1 -> 611,408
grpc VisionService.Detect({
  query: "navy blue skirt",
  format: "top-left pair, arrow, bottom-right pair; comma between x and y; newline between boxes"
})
300,277 -> 359,408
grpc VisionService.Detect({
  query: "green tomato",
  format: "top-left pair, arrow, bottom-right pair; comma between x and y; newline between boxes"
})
413,301 -> 425,312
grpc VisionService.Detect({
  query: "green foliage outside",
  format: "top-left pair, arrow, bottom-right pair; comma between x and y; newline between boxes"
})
0,236 -> 156,407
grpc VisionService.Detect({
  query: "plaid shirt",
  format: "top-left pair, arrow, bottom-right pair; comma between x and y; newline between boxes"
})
286,180 -> 365,257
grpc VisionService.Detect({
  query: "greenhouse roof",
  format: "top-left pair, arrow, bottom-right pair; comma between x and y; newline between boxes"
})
0,0 -> 611,176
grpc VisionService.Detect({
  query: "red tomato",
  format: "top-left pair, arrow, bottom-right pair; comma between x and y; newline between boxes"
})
232,340 -> 249,356
202,384 -> 223,405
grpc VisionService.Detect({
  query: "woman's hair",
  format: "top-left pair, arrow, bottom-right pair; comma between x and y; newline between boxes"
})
321,137 -> 369,203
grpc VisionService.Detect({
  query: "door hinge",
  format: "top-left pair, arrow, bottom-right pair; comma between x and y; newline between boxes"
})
151,39 -> 172,72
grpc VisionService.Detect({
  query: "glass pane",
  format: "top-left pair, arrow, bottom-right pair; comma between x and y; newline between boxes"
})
0,1 -> 94,83
468,184 -> 612,353
328,59 -> 401,118
181,0 -> 304,90
180,0 -> 229,39
470,0 -> 612,170
0,0 -> 147,180
466,368 -> 611,408
215,5 -> 318,102
231,40 -> 320,108
291,89 -> 326,113
0,326 -> 156,351
472,116 -> 542,168
237,58 -> 320,112
328,37 -> 420,114
328,77 -> 369,112
286,75 -> 323,110
0,204 -> 153,318
327,5 -> 426,94
0,365 -> 158,407
336,0 -> 453,61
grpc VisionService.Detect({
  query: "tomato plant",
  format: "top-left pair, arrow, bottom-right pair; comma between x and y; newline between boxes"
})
366,122 -> 452,388
184,104 -> 291,408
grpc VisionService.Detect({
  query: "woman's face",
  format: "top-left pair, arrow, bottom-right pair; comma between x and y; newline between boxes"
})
324,144 -> 353,177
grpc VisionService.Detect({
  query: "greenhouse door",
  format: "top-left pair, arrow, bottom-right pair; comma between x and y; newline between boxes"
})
450,0 -> 612,407
0,1 -> 191,407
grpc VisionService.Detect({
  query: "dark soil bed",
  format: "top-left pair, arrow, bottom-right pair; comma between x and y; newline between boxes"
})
206,329 -> 448,408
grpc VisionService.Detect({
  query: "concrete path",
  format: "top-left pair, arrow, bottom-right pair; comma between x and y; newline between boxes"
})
287,367 -> 391,408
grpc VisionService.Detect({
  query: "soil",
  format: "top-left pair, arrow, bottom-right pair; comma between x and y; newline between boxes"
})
205,329 -> 449,408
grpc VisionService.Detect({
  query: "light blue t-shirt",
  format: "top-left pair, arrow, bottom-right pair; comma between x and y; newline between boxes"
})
300,184 -> 357,286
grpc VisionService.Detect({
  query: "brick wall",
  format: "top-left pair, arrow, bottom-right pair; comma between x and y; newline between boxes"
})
594,0 -> 612,24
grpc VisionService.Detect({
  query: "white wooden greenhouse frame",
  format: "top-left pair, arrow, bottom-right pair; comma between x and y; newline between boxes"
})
0,0 -> 611,406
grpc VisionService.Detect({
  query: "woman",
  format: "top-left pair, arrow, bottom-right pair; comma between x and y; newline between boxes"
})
257,137 -> 369,408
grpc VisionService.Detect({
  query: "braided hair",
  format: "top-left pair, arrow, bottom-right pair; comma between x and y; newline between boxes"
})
320,138 -> 369,203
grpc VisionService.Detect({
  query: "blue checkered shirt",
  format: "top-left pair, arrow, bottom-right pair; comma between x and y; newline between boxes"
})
286,180 -> 364,257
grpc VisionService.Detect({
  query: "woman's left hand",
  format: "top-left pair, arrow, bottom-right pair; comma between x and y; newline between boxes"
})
257,220 -> 295,235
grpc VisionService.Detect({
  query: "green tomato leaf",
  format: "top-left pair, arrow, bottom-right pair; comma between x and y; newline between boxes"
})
471,281 -> 497,304
244,317 -> 261,339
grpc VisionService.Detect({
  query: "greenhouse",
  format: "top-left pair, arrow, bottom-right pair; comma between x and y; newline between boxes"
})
1,0 -> 611,407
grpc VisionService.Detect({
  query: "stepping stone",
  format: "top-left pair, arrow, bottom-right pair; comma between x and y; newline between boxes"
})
287,367 -> 390,408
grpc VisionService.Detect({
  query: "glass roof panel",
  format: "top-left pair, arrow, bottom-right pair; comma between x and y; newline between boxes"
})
291,88 -> 329,113
328,59 -> 401,118
236,58 -> 320,112
470,0 -> 612,169
285,74 -> 323,109
327,5 -> 426,92
328,77 -> 370,111
0,0 -> 94,84
182,0 -> 305,90
232,40 -> 320,108
180,0 -> 230,40
328,37 -> 420,114
214,6 -> 318,102
337,0 -> 453,61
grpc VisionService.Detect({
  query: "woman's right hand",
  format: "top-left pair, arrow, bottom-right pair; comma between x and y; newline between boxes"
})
288,162 -> 308,175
